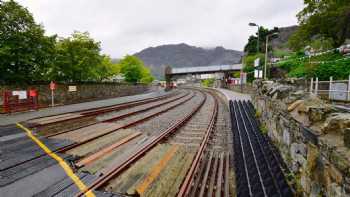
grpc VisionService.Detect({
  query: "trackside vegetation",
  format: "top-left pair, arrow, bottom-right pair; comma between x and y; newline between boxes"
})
0,0 -> 154,84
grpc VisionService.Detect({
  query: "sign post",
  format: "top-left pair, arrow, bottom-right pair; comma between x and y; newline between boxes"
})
254,58 -> 263,79
50,81 -> 56,107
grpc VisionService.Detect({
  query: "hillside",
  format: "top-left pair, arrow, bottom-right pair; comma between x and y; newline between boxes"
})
134,43 -> 243,79
270,25 -> 298,50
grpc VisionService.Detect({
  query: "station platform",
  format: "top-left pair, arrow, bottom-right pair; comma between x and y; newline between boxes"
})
0,90 -> 168,126
214,88 -> 251,101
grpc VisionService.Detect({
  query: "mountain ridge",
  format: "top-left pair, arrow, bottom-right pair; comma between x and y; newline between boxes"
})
133,43 -> 243,79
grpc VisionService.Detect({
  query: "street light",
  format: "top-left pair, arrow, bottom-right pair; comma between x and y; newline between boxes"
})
249,22 -> 260,53
264,32 -> 279,80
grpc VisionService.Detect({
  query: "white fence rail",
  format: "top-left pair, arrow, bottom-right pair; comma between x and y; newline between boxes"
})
310,75 -> 350,101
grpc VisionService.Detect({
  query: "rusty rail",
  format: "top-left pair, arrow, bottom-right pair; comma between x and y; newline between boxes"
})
29,91 -> 178,128
45,92 -> 191,138
1,91 -> 195,172
176,92 -> 218,197
75,91 -> 207,197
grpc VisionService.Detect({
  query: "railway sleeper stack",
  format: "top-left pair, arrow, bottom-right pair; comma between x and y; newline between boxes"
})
229,100 -> 293,197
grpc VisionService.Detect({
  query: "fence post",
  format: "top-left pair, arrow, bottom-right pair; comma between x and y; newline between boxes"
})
348,75 -> 350,101
310,78 -> 313,93
329,76 -> 333,100
315,77 -> 319,95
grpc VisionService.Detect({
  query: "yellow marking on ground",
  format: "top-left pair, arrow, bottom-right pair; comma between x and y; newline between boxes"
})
135,145 -> 179,196
16,123 -> 95,197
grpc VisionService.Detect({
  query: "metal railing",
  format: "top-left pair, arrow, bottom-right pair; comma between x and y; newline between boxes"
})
310,75 -> 350,101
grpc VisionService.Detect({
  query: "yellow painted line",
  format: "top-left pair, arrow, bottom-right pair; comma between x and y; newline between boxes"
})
16,123 -> 95,197
136,145 -> 179,195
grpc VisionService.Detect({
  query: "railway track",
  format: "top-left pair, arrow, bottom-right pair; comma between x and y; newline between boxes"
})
230,100 -> 293,197
79,90 -> 233,197
1,91 -> 195,182
30,91 -> 186,136
1,88 -> 293,197
176,92 -> 233,197
27,91 -> 178,128
1,90 -> 193,170
74,90 -> 209,196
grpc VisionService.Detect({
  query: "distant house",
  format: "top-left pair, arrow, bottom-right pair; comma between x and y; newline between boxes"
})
107,74 -> 125,82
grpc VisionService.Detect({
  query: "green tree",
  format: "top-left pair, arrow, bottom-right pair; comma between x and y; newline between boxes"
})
52,32 -> 103,82
140,66 -> 155,84
244,27 -> 278,55
289,0 -> 350,51
242,53 -> 265,82
0,0 -> 56,83
118,55 -> 154,84
94,55 -> 119,81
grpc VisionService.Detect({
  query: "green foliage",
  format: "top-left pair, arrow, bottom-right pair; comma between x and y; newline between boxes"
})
140,66 -> 155,84
0,1 -> 129,83
243,53 -> 265,82
272,49 -> 294,58
94,55 -> 119,81
315,58 -> 350,80
118,55 -> 154,84
289,0 -> 350,50
201,78 -> 215,87
232,71 -> 241,78
277,51 -> 350,80
244,26 -> 278,55
0,0 -> 56,83
260,124 -> 268,135
309,37 -> 334,52
255,110 -> 261,118
52,32 -> 104,81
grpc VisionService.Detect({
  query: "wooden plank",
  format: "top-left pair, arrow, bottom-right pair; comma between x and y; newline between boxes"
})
198,151 -> 213,197
215,152 -> 224,197
76,132 -> 142,167
28,113 -> 79,124
135,145 -> 179,195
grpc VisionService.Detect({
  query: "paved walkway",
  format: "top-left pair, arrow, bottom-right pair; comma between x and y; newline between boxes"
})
215,88 -> 251,101
0,90 -> 168,126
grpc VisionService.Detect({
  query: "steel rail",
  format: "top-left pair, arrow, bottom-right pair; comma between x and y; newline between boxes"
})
54,93 -> 197,153
176,92 -> 218,197
44,91 -> 191,137
75,90 -> 207,197
1,92 -> 195,172
30,91 -> 180,128
103,91 -> 191,122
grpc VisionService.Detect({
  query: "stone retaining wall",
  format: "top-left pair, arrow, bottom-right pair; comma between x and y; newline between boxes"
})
252,79 -> 350,196
0,83 -> 152,107
226,84 -> 256,95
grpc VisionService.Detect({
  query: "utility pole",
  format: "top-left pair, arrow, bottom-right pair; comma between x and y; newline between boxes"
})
249,23 -> 260,53
264,32 -> 279,80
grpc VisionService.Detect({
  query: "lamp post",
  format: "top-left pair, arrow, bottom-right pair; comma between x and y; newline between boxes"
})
249,22 -> 260,53
264,32 -> 279,80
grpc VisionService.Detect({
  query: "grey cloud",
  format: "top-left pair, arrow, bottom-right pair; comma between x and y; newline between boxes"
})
16,0 -> 304,57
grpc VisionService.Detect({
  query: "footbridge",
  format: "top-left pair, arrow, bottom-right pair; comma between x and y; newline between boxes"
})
166,64 -> 243,76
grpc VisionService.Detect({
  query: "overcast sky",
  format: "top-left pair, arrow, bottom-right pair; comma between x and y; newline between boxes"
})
16,0 -> 304,58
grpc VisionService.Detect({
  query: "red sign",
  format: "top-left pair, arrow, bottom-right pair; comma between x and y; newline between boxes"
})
50,81 -> 56,90
29,89 -> 37,97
